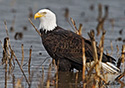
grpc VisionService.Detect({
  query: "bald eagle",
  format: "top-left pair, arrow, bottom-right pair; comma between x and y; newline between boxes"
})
34,9 -> 120,73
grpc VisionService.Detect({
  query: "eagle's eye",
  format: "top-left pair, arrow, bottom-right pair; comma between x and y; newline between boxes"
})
42,12 -> 47,14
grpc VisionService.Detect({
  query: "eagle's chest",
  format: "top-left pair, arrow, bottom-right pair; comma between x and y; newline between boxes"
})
41,33 -> 60,54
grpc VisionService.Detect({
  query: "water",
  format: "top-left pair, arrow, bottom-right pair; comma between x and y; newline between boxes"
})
0,0 -> 124,88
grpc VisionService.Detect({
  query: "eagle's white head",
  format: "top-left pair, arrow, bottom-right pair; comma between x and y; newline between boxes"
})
34,9 -> 57,31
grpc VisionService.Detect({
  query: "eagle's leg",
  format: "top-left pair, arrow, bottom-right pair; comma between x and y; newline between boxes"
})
57,59 -> 72,71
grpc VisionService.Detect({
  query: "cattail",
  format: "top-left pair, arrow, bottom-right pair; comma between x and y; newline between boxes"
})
29,7 -> 33,19
64,8 -> 69,20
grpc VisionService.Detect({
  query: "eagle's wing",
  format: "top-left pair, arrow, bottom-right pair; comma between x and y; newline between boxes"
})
42,27 -> 116,66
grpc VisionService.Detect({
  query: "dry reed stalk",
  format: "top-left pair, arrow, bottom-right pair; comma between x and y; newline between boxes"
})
52,59 -> 57,87
30,64 -> 45,88
96,4 -> 102,36
117,45 -> 125,69
21,44 -> 24,67
70,17 -> 77,30
5,54 -> 8,88
12,74 -> 15,88
99,31 -> 105,48
64,8 -> 78,32
28,18 -> 41,36
86,74 -> 97,88
88,30 -> 103,87
28,46 -> 32,82
98,48 -> 103,64
99,31 -> 106,63
16,77 -> 23,88
70,17 -> 79,33
78,24 -> 83,35
4,21 -> 11,77
9,47 -> 15,75
121,45 -> 125,72
92,79 -> 96,88
13,51 -> 30,86
97,4 -> 102,21
117,57 -> 122,68
0,39 -> 13,79
9,50 -> 13,74
67,17 -> 76,32
97,31 -> 106,85
0,41 -> 7,65
118,80 -> 125,88
115,70 -> 125,81
4,21 -> 9,36
4,20 -> 10,61
2,38 -> 8,64
88,30 -> 100,76
110,40 -> 113,55
28,70 -> 33,88
41,66 -> 44,88
46,63 -> 52,88
106,50 -> 109,56
4,20 -> 13,51
96,5 -> 109,36
82,39 -> 86,88
29,58 -> 48,87
75,72 -> 78,88
3,20 -> 30,86
2,37 -> 10,88
116,45 -> 119,55
96,75 -> 107,84
87,61 -> 98,75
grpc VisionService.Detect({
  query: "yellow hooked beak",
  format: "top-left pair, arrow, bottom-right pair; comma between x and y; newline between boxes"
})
34,12 -> 45,20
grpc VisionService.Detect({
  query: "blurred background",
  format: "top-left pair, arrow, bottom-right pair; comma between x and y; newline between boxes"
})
0,0 -> 124,88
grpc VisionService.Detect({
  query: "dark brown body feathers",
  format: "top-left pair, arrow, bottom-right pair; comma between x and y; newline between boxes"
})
40,26 -> 116,71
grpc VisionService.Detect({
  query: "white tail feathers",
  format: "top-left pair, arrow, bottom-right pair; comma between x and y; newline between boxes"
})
101,62 -> 121,74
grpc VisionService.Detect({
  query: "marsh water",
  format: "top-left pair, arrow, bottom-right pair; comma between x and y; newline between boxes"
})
0,0 -> 124,88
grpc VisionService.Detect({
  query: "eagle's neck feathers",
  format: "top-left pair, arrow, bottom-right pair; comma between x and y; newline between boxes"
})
39,10 -> 57,32
39,19 -> 57,32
